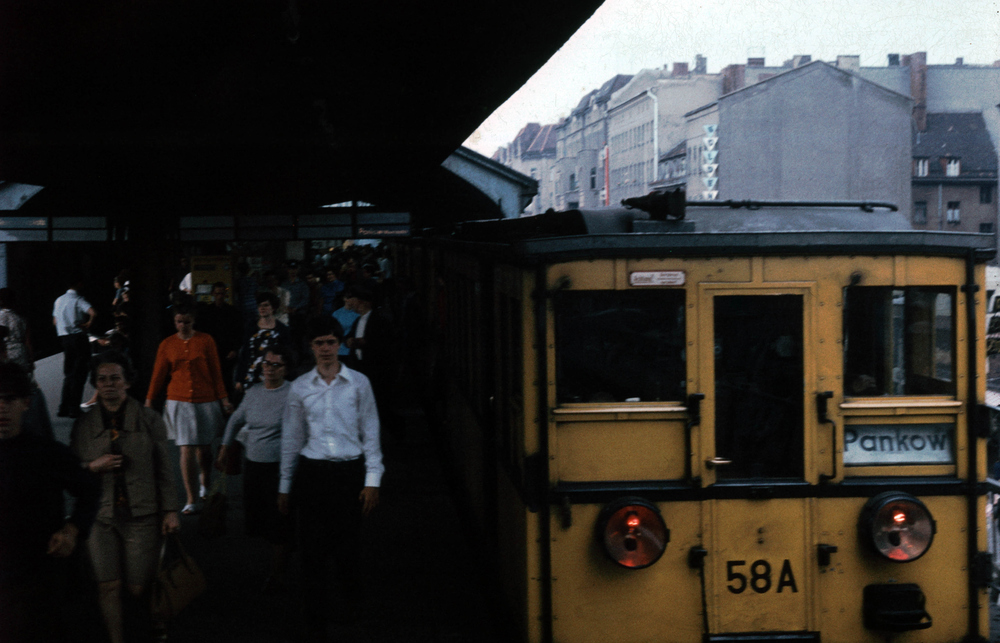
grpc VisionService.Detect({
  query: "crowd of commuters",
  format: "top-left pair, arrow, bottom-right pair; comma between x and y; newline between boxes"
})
0,242 -> 418,642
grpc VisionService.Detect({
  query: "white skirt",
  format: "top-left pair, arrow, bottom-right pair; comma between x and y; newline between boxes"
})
163,399 -> 223,446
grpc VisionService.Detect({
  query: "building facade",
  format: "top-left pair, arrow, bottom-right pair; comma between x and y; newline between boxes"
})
492,122 -> 558,215
911,113 -> 998,234
606,61 -> 722,205
552,74 -> 633,210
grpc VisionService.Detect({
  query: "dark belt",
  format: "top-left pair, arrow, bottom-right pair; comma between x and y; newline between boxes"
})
299,455 -> 363,470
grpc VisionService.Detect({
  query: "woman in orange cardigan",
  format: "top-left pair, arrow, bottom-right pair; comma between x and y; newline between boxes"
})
146,303 -> 233,513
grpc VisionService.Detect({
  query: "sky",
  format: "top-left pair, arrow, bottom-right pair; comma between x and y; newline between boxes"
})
462,0 -> 1000,157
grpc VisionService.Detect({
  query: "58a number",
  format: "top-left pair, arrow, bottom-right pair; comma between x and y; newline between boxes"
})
726,559 -> 798,594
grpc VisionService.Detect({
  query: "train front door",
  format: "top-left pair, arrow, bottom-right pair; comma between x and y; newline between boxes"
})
700,290 -> 814,636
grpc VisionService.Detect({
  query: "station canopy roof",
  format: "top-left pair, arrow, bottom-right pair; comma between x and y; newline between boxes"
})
0,0 -> 602,228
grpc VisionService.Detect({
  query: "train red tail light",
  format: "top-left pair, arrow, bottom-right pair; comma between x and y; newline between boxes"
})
859,492 -> 935,562
597,498 -> 669,569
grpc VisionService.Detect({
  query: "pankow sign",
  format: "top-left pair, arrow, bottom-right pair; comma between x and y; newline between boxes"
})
844,423 -> 954,465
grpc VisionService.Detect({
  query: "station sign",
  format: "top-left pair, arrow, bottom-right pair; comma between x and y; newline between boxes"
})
629,271 -> 686,287
843,423 -> 954,465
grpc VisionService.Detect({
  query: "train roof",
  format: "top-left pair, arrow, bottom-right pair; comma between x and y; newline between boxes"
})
436,202 -> 996,262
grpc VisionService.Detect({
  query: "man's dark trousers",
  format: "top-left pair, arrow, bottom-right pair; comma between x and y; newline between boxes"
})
294,456 -> 366,628
58,333 -> 90,415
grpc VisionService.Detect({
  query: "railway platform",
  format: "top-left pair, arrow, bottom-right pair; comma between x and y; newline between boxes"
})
36,354 -> 509,643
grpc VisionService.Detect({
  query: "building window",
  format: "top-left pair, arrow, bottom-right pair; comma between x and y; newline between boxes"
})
980,223 -> 994,234
946,201 -> 961,223
569,173 -> 578,191
590,168 -> 597,190
982,185 -> 994,204
913,201 -> 927,224
946,158 -> 961,177
915,158 -> 929,177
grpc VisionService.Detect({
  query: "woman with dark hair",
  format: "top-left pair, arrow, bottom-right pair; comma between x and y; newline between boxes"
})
236,291 -> 291,392
0,288 -> 33,375
145,303 -> 232,514
71,351 -> 180,643
218,343 -> 295,591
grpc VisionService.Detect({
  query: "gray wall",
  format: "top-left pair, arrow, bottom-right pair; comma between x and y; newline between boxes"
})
718,65 -> 912,213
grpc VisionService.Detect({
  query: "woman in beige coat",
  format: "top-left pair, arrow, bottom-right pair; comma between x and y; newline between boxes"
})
71,351 -> 180,643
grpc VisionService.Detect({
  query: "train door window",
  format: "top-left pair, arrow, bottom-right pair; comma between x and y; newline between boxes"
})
713,295 -> 804,480
844,287 -> 955,396
554,290 -> 685,403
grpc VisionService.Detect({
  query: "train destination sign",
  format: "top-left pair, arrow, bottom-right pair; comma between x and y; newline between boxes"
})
629,271 -> 685,287
843,423 -> 954,465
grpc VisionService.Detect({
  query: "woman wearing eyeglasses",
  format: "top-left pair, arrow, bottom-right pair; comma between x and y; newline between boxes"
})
217,344 -> 294,593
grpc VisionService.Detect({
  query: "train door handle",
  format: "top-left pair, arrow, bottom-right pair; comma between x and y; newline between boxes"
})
705,457 -> 732,469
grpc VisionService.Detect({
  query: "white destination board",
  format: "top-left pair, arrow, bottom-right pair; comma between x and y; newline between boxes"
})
843,423 -> 954,465
629,271 -> 686,287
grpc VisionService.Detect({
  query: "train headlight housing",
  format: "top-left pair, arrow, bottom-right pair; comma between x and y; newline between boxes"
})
859,492 -> 935,562
597,497 -> 669,569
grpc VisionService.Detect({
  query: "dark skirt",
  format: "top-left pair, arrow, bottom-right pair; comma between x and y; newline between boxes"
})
243,459 -> 292,545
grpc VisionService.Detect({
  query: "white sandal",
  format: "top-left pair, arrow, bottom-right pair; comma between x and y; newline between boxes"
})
181,503 -> 199,515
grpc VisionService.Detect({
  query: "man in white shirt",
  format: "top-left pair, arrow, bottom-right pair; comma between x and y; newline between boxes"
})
279,316 -> 382,638
52,281 -> 96,418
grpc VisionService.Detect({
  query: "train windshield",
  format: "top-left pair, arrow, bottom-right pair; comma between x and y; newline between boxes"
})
554,290 -> 686,403
844,287 -> 955,396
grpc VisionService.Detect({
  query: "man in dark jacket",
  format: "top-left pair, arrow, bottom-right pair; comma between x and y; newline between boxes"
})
0,362 -> 99,642
197,282 -> 243,399
344,286 -> 398,435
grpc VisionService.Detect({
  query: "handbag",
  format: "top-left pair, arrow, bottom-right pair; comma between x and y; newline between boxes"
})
150,534 -> 206,621
216,440 -> 244,475
197,474 -> 228,539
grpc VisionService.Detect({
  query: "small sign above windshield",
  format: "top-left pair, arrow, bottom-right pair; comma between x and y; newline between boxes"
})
629,271 -> 685,287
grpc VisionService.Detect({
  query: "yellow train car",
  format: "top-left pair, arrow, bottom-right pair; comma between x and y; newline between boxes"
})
409,198 -> 996,643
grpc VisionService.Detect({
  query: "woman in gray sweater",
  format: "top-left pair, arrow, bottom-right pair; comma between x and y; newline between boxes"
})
218,343 -> 294,592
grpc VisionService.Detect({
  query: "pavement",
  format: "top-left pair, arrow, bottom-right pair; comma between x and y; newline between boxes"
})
35,353 -> 510,643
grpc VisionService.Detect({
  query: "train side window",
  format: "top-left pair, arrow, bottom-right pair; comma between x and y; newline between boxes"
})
844,287 -> 955,396
554,290 -> 685,403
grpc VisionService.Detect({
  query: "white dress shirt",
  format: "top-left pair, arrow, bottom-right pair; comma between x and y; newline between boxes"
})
279,364 -> 383,493
52,289 -> 93,336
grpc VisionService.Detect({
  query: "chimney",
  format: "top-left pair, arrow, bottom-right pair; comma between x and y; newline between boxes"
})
908,52 -> 928,132
888,53 -> 900,66
792,55 -> 812,68
836,55 -> 860,72
722,64 -> 746,94
747,57 -> 765,67
694,54 -> 707,74
955,57 -> 964,66
672,62 -> 689,77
